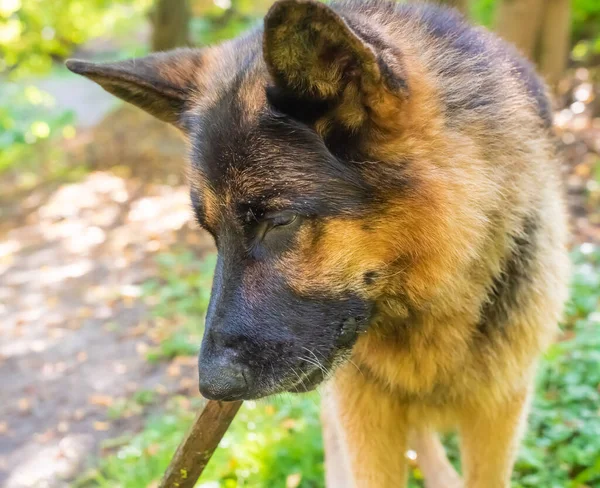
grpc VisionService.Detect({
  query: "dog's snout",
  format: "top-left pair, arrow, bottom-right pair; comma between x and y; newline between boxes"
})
209,327 -> 241,350
198,351 -> 251,401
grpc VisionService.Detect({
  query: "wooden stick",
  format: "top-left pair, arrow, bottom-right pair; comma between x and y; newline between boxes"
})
159,400 -> 243,488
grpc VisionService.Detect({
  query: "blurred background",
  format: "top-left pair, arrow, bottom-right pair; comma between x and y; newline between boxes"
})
0,0 -> 599,487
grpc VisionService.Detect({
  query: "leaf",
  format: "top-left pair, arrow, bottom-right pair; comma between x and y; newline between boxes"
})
89,394 -> 114,407
93,421 -> 111,431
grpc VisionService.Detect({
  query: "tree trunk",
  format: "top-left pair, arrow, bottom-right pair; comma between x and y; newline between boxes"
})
435,0 -> 470,16
151,0 -> 190,52
494,0 -> 571,87
494,0 -> 545,60
537,0 -> 571,86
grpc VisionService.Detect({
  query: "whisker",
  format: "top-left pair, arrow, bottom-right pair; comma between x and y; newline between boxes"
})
288,365 -> 305,393
270,362 -> 278,391
297,355 -> 328,377
301,346 -> 329,375
348,358 -> 365,377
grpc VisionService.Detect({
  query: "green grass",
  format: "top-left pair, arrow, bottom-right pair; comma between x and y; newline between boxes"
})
142,251 -> 215,362
86,395 -> 324,488
515,246 -> 600,488
83,244 -> 600,488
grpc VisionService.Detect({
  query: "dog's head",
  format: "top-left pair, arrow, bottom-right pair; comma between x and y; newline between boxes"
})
68,0 -> 432,400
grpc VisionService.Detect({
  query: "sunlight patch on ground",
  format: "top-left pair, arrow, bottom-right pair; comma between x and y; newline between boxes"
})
5,434 -> 94,488
0,169 -> 206,488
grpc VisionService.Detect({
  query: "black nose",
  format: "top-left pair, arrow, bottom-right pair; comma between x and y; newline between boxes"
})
198,354 -> 250,401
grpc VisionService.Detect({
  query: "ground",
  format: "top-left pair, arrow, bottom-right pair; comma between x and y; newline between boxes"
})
0,65 -> 598,487
0,94 -> 215,487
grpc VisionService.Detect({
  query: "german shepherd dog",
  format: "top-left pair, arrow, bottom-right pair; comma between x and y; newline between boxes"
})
67,0 -> 569,486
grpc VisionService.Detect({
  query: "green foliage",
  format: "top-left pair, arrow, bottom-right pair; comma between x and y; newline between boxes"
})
87,395 -> 323,488
191,12 -> 255,46
106,390 -> 157,421
89,398 -> 202,487
143,251 -> 216,321
0,0 -> 150,176
469,0 -> 495,27
517,315 -> 600,487
513,246 -> 600,488
84,244 -> 600,487
189,0 -> 278,46
145,332 -> 199,362
468,0 -> 600,46
0,0 -> 151,79
142,250 -> 216,362
202,397 -> 324,487
0,83 -> 74,174
572,0 -> 600,44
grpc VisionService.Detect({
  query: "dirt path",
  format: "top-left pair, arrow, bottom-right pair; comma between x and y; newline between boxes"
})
0,166 -> 212,486
35,76 -> 118,129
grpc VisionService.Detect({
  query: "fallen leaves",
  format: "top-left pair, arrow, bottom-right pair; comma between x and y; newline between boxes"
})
93,421 -> 111,431
72,408 -> 87,421
18,398 -> 32,414
88,394 -> 114,408
178,378 -> 196,393
136,342 -> 150,356
555,66 -> 600,245
76,306 -> 94,319
167,362 -> 181,377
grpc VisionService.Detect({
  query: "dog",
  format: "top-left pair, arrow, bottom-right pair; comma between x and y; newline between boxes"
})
67,1 -> 570,486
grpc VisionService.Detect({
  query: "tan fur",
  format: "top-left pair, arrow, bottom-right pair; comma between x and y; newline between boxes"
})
330,366 -> 411,486
458,387 -> 532,488
268,3 -> 569,487
68,1 -> 570,485
410,429 -> 463,488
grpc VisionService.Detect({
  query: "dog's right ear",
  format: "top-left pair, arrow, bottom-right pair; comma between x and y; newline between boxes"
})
66,49 -> 203,130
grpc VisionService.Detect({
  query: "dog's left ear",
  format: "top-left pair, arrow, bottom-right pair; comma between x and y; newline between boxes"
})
66,49 -> 203,130
263,0 -> 408,130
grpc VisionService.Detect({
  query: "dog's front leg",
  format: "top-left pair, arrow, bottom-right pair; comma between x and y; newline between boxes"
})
457,386 -> 532,488
328,365 -> 409,488
411,428 -> 463,488
322,387 -> 353,487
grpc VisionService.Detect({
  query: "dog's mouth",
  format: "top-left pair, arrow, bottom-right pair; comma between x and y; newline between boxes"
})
282,315 -> 370,393
286,366 -> 326,393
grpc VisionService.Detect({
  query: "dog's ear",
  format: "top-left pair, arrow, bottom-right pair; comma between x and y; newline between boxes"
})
263,0 -> 408,130
66,49 -> 202,129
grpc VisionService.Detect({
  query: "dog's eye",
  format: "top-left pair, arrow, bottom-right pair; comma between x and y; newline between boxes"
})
268,212 -> 297,229
260,211 -> 300,239
247,211 -> 301,258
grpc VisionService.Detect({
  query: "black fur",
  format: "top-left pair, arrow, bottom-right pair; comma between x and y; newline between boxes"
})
477,215 -> 539,336
190,103 -> 376,221
394,2 -> 552,127
363,271 -> 378,285
199,241 -> 372,399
